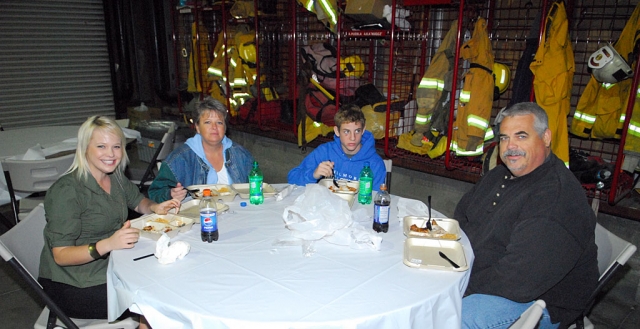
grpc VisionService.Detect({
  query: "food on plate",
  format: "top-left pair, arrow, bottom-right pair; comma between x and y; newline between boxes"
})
153,218 -> 170,224
410,220 -> 457,240
143,225 -> 173,233
216,186 -> 232,195
328,185 -> 357,193
169,219 -> 185,227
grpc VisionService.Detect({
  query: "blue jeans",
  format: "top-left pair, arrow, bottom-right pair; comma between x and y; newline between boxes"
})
462,294 -> 560,329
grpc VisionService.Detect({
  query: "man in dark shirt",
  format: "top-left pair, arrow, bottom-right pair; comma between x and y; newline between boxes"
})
455,102 -> 598,329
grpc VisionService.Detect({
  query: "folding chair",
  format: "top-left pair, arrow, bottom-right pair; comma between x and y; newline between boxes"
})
0,204 -> 138,329
509,299 -> 546,329
133,122 -> 176,191
2,153 -> 74,226
569,223 -> 637,329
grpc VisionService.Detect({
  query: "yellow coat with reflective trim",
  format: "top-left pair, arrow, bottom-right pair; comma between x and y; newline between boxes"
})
571,2 -> 640,145
530,1 -> 573,164
452,17 -> 494,155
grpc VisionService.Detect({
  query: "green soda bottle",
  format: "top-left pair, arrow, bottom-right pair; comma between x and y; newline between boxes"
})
249,161 -> 264,205
358,161 -> 373,204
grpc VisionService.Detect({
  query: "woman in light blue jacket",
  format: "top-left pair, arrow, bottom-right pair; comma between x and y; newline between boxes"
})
148,97 -> 255,203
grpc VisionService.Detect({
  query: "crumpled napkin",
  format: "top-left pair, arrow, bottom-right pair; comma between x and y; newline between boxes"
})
396,197 -> 445,222
154,233 -> 190,265
275,184 -> 295,201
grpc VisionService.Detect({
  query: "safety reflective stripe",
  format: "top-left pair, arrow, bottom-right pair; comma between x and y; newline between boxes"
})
207,67 -> 223,77
233,92 -> 251,99
418,78 -> 444,91
317,0 -> 337,25
234,78 -> 246,86
627,120 -> 640,138
602,82 -> 614,90
313,121 -> 322,127
230,58 -> 237,68
415,114 -> 431,125
573,110 -> 596,124
467,114 -> 489,130
484,127 -> 494,141
620,114 -> 626,123
451,141 -> 483,156
303,0 -> 314,11
459,90 -> 471,103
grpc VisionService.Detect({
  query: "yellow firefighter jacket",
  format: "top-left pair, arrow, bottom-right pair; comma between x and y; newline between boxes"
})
452,17 -> 495,156
530,1 -> 574,165
402,20 -> 458,150
571,2 -> 640,145
297,0 -> 338,34
187,21 -> 212,93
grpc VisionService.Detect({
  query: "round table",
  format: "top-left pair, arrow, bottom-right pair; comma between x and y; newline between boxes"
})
0,126 -> 79,159
107,186 -> 473,329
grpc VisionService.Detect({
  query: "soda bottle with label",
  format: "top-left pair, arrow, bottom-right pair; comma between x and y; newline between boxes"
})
358,161 -> 373,204
373,184 -> 390,233
200,189 -> 218,242
249,161 -> 264,205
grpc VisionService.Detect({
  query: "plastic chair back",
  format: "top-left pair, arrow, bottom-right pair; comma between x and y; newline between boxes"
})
2,153 -> 74,192
509,300 -> 546,329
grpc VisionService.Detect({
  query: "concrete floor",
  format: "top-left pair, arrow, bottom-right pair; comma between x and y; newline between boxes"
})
1,131 -> 639,328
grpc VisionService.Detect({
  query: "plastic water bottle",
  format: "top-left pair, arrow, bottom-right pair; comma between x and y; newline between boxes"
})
200,189 -> 218,242
358,161 -> 373,204
249,161 -> 264,205
373,184 -> 390,233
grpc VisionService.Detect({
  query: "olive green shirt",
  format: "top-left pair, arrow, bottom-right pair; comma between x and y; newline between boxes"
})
39,170 -> 144,288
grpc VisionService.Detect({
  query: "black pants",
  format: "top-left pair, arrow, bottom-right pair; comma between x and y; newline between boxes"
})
38,278 -> 108,319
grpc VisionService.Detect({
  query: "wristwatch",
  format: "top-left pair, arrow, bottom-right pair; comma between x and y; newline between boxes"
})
88,242 -> 102,260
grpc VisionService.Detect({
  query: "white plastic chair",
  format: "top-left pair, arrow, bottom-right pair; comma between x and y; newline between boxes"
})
509,299 -> 546,329
1,153 -> 74,226
569,223 -> 637,329
132,122 -> 176,190
0,204 -> 138,329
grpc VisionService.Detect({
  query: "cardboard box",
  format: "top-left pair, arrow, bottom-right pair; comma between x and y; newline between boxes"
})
127,106 -> 162,129
345,0 -> 391,23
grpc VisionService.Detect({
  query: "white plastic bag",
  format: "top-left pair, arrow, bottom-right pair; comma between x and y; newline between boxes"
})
279,184 -> 382,255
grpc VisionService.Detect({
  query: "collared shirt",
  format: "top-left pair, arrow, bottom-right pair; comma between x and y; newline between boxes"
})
39,170 -> 144,288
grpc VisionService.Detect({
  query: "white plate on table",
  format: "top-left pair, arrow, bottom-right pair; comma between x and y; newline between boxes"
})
231,183 -> 276,199
171,199 -> 230,222
403,238 -> 468,271
402,216 -> 461,240
185,184 -> 237,202
131,214 -> 195,241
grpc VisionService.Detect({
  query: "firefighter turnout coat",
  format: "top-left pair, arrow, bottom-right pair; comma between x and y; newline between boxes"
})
530,1 -> 574,165
452,17 -> 495,156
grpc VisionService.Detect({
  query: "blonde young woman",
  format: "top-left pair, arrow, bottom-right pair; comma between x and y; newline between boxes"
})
38,116 -> 179,327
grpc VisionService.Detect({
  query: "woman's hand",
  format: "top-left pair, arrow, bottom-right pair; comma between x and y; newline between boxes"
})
106,220 -> 140,251
150,198 -> 181,215
171,182 -> 188,201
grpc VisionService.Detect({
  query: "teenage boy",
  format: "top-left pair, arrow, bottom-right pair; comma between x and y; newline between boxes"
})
287,104 -> 386,191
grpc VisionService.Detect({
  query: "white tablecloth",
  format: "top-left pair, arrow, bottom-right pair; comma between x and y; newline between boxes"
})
107,185 -> 474,329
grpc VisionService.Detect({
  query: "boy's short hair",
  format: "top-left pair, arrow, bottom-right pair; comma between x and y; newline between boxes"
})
334,104 -> 366,128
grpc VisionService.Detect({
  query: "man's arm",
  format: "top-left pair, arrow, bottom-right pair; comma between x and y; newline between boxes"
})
466,217 -> 584,302
287,150 -> 322,186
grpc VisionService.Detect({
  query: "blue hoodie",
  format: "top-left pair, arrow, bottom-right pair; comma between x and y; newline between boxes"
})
287,130 -> 386,191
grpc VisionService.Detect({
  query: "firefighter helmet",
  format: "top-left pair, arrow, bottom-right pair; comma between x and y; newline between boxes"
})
340,55 -> 365,78
493,62 -> 511,94
238,41 -> 256,64
588,44 -> 633,84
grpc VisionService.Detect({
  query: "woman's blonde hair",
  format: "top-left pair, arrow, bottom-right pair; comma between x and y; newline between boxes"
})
66,115 -> 129,180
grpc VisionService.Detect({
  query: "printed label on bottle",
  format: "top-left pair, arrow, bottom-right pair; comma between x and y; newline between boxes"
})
374,205 -> 390,224
200,210 -> 217,232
